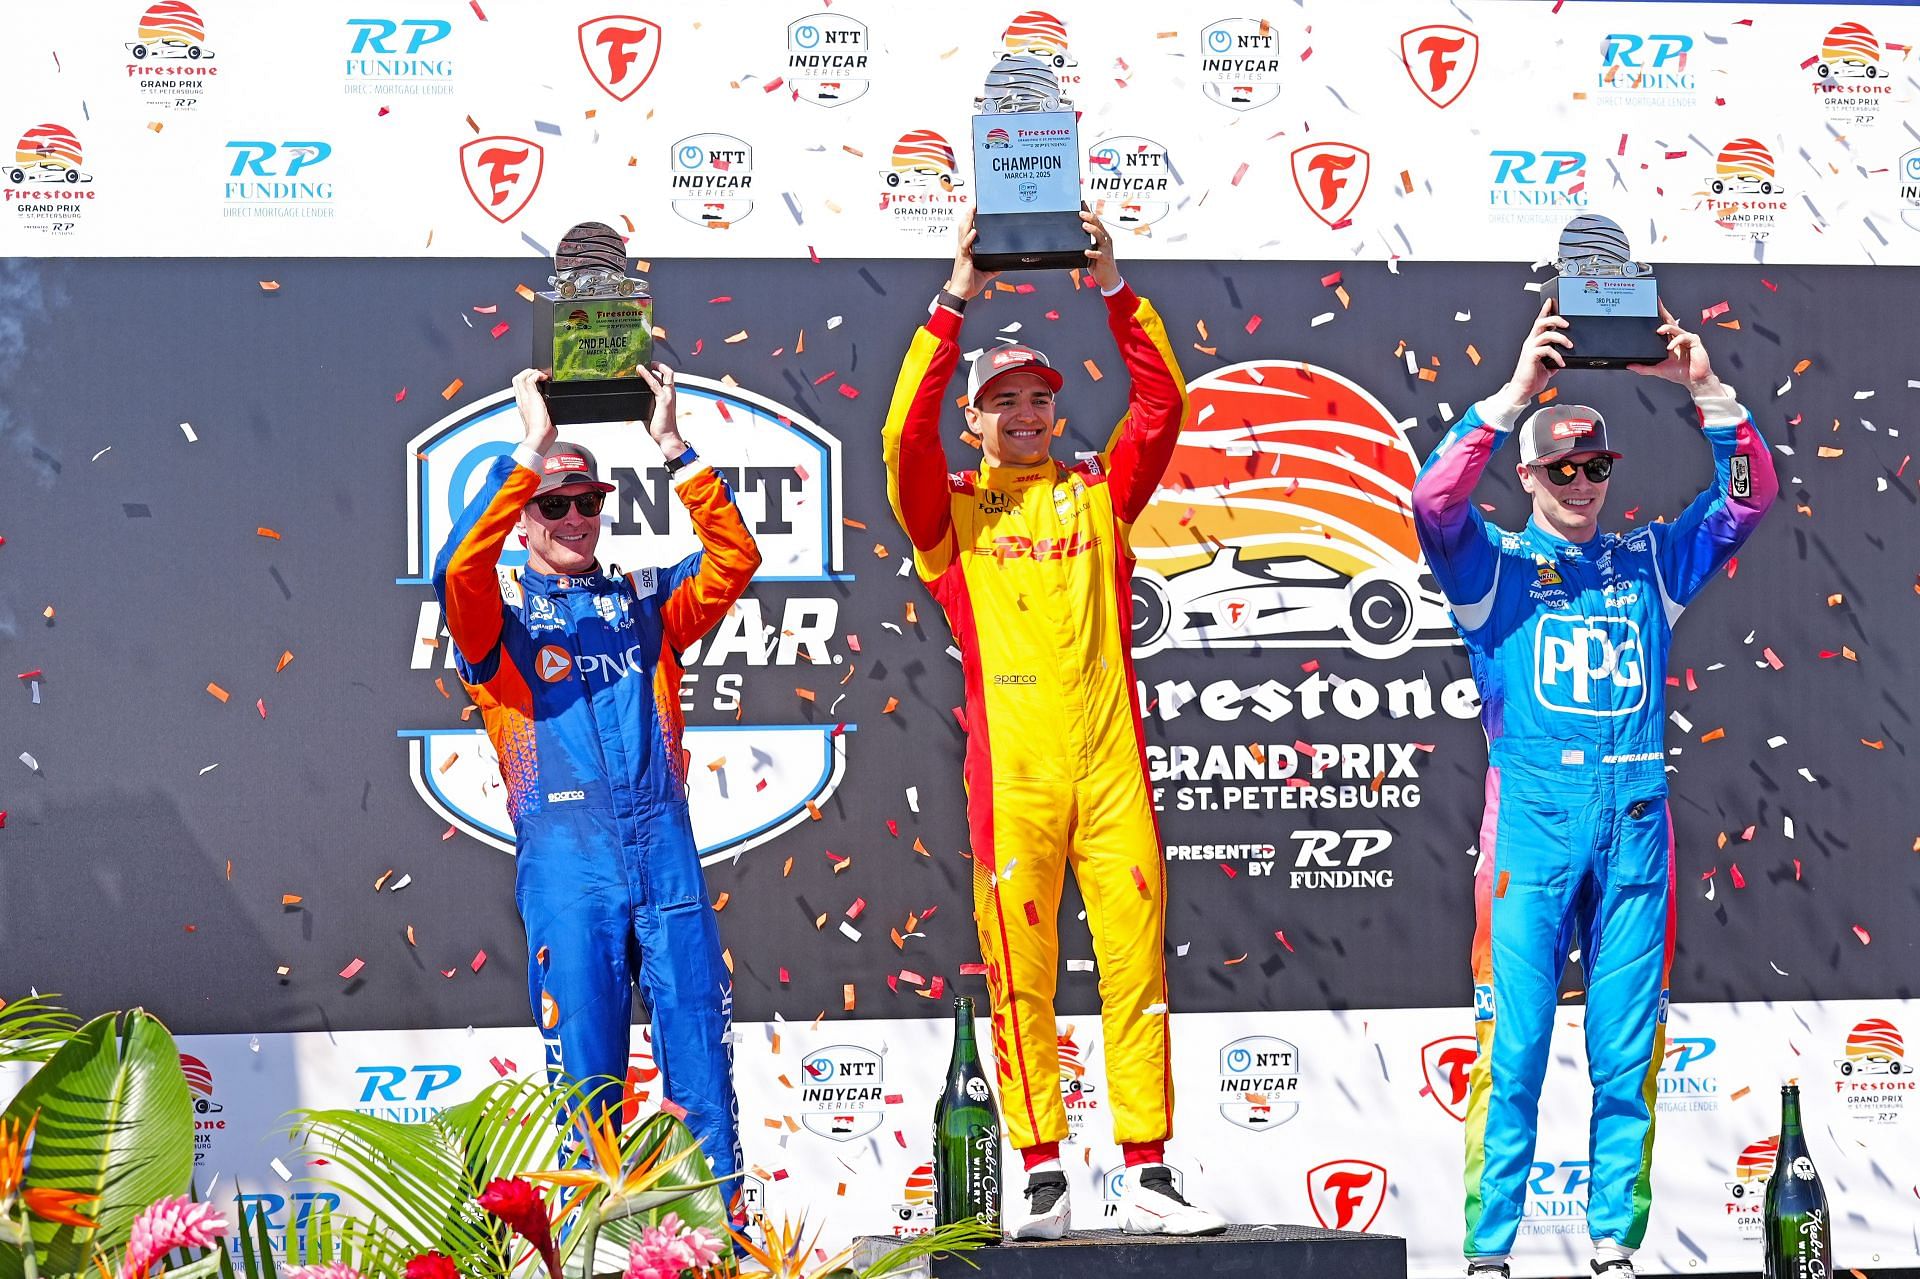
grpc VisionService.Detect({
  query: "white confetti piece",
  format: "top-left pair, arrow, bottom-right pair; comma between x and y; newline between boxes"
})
898,558 -> 912,577
838,921 -> 861,942
1670,711 -> 1693,732
1066,959 -> 1095,972
1797,767 -> 1816,784
179,422 -> 198,442
390,873 -> 412,891
1404,349 -> 1418,376
827,315 -> 843,329
999,322 -> 1023,334
1704,878 -> 1716,901
1766,736 -> 1786,748
881,622 -> 902,634
29,682 -> 40,705
248,1035 -> 260,1053
945,645 -> 962,662
1310,311 -> 1336,327
906,786 -> 920,813
1853,390 -> 1874,400
1176,942 -> 1191,957
198,763 -> 219,775
1769,962 -> 1789,976
1454,310 -> 1471,322
1776,379 -> 1792,397
90,446 -> 112,462
1141,1002 -> 1169,1016
1439,402 -> 1454,422
270,1157 -> 292,1182
19,752 -> 38,771
1783,816 -> 1794,839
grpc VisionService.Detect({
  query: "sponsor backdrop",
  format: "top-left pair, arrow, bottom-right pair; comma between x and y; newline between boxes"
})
1,3 -> 1917,1277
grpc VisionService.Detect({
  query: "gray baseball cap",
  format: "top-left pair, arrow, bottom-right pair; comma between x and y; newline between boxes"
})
1519,404 -> 1619,465
535,442 -> 617,495
966,343 -> 1065,404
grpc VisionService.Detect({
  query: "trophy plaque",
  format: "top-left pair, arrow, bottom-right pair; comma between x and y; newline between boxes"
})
534,221 -> 656,425
1549,213 -> 1666,369
969,54 -> 1089,271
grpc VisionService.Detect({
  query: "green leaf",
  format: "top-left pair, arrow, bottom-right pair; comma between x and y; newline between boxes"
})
0,1009 -> 194,1279
0,994 -> 80,1068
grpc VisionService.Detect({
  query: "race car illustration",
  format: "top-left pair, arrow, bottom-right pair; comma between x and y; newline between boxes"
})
10,125 -> 91,185
1816,22 -> 1881,79
891,1162 -> 937,1227
1836,1017 -> 1907,1076
1710,138 -> 1776,195
984,128 -> 1012,149
1128,360 -> 1461,661
127,0 -> 214,59
1725,1137 -> 1777,1199
882,130 -> 963,190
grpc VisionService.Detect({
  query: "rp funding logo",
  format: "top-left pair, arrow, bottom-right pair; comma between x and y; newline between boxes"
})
1487,148 -> 1588,224
343,16 -> 455,95
1087,135 -> 1175,231
1594,33 -> 1696,106
1399,25 -> 1477,108
459,135 -> 543,223
671,133 -> 754,227
398,376 -> 851,864
786,12 -> 870,107
124,1 -> 219,111
1519,1159 -> 1588,1235
1216,1034 -> 1302,1130
1658,1035 -> 1720,1114
1290,142 -> 1368,229
1200,17 -> 1283,111
1421,1036 -> 1476,1122
353,1062 -> 463,1122
1307,1160 -> 1387,1232
222,139 -> 334,219
579,15 -> 662,102
798,1044 -> 885,1141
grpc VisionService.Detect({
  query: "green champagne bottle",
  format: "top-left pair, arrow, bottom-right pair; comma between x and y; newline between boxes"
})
932,996 -> 1001,1240
1762,1084 -> 1832,1279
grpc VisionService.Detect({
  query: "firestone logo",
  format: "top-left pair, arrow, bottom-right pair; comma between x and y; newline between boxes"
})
125,1 -> 220,111
1400,25 -> 1477,108
1421,1035 -> 1476,1122
1291,143 -> 1369,229
1002,9 -> 1080,87
1057,1025 -> 1100,1139
182,1053 -> 224,1166
671,133 -> 755,227
879,129 -> 967,236
1307,1160 -> 1387,1232
580,16 -> 662,102
786,13 -> 871,107
1833,1017 -> 1911,1124
1200,18 -> 1284,111
460,135 -> 544,224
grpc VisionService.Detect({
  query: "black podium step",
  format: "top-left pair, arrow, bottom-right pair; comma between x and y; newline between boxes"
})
851,1223 -> 1407,1279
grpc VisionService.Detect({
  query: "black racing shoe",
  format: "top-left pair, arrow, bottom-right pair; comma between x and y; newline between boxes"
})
1465,1263 -> 1511,1278
1010,1171 -> 1071,1240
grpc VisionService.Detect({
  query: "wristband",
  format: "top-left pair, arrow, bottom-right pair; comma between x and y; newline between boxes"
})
664,445 -> 699,475
934,288 -> 969,314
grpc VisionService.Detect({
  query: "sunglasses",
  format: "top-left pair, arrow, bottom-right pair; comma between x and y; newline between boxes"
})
532,491 -> 606,520
1537,456 -> 1613,486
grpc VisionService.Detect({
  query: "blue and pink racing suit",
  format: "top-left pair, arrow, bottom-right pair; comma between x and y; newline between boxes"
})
1410,387 -> 1776,1259
434,442 -> 760,1192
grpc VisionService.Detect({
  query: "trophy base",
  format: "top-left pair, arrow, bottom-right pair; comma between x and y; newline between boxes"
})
1560,312 -> 1668,369
538,378 -> 656,427
972,210 -> 1091,272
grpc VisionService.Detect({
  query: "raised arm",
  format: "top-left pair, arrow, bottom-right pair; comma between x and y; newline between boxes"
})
433,369 -> 549,669
1080,210 -> 1186,524
658,463 -> 762,653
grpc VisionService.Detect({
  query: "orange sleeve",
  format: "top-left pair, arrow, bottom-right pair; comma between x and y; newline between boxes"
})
433,452 -> 540,668
660,464 -> 763,653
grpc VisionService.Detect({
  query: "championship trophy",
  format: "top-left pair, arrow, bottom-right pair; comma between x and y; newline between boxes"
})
969,54 -> 1089,271
533,221 -> 656,425
1548,213 -> 1666,369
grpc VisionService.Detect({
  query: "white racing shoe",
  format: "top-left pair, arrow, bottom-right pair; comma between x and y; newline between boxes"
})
1590,1259 -> 1636,1277
1119,1165 -> 1227,1236
1010,1171 -> 1072,1240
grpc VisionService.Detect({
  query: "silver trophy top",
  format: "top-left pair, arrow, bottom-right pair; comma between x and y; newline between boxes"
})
977,53 -> 1066,113
549,220 -> 649,300
1553,213 -> 1651,278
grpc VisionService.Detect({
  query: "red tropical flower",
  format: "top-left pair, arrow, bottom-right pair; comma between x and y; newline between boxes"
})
477,1178 -> 560,1279
404,1251 -> 461,1279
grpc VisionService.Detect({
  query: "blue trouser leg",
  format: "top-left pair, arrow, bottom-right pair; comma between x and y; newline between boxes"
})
517,834 -> 635,1138
1580,790 -> 1674,1250
1465,769 -> 1580,1259
636,885 -> 744,1193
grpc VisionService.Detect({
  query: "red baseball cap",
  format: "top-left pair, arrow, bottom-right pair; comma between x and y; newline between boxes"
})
967,344 -> 1064,405
535,442 -> 617,495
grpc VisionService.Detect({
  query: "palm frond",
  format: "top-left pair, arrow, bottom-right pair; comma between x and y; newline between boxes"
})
0,993 -> 80,1067
854,1218 -> 999,1279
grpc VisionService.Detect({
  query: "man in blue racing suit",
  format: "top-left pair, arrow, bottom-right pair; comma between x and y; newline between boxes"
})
435,365 -> 760,1195
1410,299 -> 1777,1279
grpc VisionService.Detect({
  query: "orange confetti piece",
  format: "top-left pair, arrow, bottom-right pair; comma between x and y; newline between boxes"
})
514,284 -> 537,302
804,802 -> 821,822
148,121 -> 165,133
226,860 -> 232,880
374,869 -> 393,891
441,378 -> 464,400
1816,446 -> 1844,459
905,602 -> 918,624
437,752 -> 459,775
1827,594 -> 1843,607
275,651 -> 295,673
434,676 -> 451,698
1083,359 -> 1104,382
258,280 -> 280,292
1793,358 -> 1812,375
843,983 -> 856,1011
714,892 -> 731,911
281,894 -> 303,906
1700,727 -> 1726,743
795,687 -> 816,702
883,697 -> 899,714
1466,345 -> 1482,365
1224,953 -> 1247,966
1536,387 -> 1558,404
707,756 -> 727,772
843,517 -> 868,529
257,527 -> 282,540
206,682 -> 230,702
1862,739 -> 1885,750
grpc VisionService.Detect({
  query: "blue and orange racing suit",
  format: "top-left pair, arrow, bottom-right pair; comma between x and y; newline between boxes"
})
1410,387 -> 1776,1258
434,442 -> 760,1190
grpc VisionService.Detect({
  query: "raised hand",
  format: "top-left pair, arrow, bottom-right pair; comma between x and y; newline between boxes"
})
1081,204 -> 1120,291
944,206 -> 1000,300
1629,300 -> 1725,398
632,361 -> 688,460
512,367 -> 556,455
1504,296 -> 1573,403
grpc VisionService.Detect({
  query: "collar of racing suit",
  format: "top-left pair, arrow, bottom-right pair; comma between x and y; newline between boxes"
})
519,565 -> 616,595
975,457 -> 1061,491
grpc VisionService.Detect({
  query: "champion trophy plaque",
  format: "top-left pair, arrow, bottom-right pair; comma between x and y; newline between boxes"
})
1549,213 -> 1666,369
969,54 -> 1089,271
534,221 -> 656,425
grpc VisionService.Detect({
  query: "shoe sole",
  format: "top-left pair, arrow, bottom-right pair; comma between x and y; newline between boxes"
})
1011,1219 -> 1069,1241
1120,1215 -> 1228,1237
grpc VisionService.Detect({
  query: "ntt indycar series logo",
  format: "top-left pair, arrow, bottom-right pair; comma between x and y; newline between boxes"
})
671,134 -> 754,227
1216,1035 -> 1302,1130
398,376 -> 851,866
124,1 -> 219,112
1087,136 -> 1176,231
1200,18 -> 1285,111
786,12 -> 871,107
799,1044 -> 886,1141
6,123 -> 96,237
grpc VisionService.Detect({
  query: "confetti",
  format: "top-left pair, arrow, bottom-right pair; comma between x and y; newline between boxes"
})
1852,925 -> 1872,946
441,378 -> 464,400
339,958 -> 365,980
258,280 -> 280,292
470,950 -> 487,973
257,527 -> 282,540
179,422 -> 198,443
276,651 -> 294,673
206,682 -> 230,703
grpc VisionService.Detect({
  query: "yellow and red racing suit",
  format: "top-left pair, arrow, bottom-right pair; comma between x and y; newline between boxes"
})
883,285 -> 1187,1149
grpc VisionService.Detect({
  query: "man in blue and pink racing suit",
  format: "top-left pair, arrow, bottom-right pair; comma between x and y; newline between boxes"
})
1411,298 -> 1777,1279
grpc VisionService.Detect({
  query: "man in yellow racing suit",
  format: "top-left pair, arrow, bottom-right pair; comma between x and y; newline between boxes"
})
883,208 -> 1223,1239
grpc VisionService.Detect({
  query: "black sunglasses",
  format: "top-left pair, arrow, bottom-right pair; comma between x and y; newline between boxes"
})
533,491 -> 606,519
1537,457 -> 1613,486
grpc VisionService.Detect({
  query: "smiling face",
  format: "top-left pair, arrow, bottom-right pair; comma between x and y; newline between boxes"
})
1517,450 -> 1610,543
518,483 -> 604,575
966,371 -> 1057,468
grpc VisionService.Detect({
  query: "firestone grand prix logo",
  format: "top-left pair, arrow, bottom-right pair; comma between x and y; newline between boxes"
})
125,1 -> 219,111
1833,1017 -> 1911,1124
1306,1160 -> 1388,1232
459,135 -> 544,223
786,12 -> 870,107
1421,1035 -> 1476,1122
580,15 -> 662,102
1399,25 -> 1477,108
1701,136 -> 1785,240
181,1052 -> 224,1166
878,129 -> 967,236
1722,1135 -> 1775,1239
1291,143 -> 1368,229
399,376 -> 850,866
7,123 -> 97,237
1128,361 -> 1459,661
1808,21 -> 1894,127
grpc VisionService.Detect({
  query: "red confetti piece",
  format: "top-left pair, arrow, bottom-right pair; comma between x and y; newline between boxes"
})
1130,865 -> 1149,895
256,698 -> 268,719
394,387 -> 407,402
469,0 -> 487,18
470,950 -> 487,973
778,967 -> 790,983
959,962 -> 988,976
441,824 -> 456,840
838,384 -> 860,399
489,321 -> 510,339
17,669 -> 42,680
1729,864 -> 1746,889
1852,925 -> 1872,946
1230,162 -> 1249,186
661,1099 -> 688,1121
1319,271 -> 1342,287
1245,315 -> 1262,336
1275,930 -> 1294,953
1793,859 -> 1802,881
339,958 -> 365,980
848,897 -> 867,920
885,819 -> 898,837
763,77 -> 784,93
1763,647 -> 1783,670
